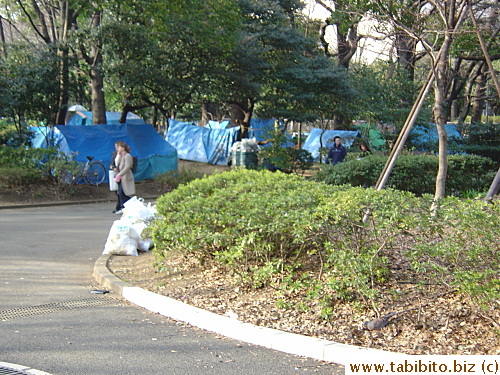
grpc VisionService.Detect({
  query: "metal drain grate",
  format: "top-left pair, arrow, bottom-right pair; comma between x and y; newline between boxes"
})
0,367 -> 33,375
0,297 -> 116,321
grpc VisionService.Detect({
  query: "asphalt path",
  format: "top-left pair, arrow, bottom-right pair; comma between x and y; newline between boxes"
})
0,203 -> 343,374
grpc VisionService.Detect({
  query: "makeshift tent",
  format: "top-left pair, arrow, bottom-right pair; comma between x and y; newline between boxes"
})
165,119 -> 240,165
248,118 -> 294,148
67,111 -> 146,125
301,128 -> 360,161
410,124 -> 462,151
354,123 -> 387,149
33,124 -> 177,182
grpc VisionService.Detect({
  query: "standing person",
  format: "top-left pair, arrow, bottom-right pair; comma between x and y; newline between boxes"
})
113,141 -> 136,214
109,145 -> 121,213
326,136 -> 347,165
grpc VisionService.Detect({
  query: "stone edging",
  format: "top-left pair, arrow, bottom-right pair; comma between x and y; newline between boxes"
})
94,254 -> 409,366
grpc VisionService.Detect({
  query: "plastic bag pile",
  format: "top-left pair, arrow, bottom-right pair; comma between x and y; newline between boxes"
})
230,138 -> 259,152
102,197 -> 157,256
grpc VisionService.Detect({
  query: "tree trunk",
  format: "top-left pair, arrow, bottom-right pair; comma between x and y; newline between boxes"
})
431,0 -> 468,212
470,67 -> 487,124
201,102 -> 224,126
89,9 -> 106,125
55,45 -> 70,125
0,16 -> 7,58
395,30 -> 417,81
230,101 -> 253,139
337,26 -> 358,69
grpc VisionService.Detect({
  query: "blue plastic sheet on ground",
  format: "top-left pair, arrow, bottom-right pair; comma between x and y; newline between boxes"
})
32,124 -> 177,182
166,119 -> 240,165
410,124 -> 462,151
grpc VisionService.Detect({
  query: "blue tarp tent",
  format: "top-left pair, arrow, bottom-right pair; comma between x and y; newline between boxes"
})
410,124 -> 462,151
33,124 -> 177,182
248,118 -> 294,148
67,111 -> 146,125
166,119 -> 240,165
302,128 -> 360,161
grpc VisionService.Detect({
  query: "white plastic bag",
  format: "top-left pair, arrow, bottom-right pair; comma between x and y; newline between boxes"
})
123,197 -> 155,221
103,219 -> 138,256
137,238 -> 154,252
130,221 -> 154,252
109,170 -> 118,191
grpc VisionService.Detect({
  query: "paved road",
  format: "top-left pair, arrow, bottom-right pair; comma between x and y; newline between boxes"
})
0,203 -> 342,374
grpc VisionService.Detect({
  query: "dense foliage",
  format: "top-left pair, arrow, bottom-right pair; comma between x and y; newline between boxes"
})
314,154 -> 497,197
0,146 -> 77,189
151,169 -> 499,316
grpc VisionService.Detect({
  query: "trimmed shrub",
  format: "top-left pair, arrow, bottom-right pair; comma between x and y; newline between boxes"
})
315,153 -> 497,196
0,167 -> 43,188
151,169 -> 499,313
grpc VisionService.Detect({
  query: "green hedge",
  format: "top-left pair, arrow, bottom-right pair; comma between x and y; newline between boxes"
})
151,169 -> 499,314
315,154 -> 497,196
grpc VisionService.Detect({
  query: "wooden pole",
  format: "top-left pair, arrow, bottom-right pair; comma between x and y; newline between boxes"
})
468,1 -> 500,98
467,1 -> 500,202
484,167 -> 500,202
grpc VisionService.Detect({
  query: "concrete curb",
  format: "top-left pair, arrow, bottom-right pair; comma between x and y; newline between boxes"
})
94,254 -> 409,366
0,196 -> 159,210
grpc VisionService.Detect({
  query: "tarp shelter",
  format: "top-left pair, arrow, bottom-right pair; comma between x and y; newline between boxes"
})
67,111 -> 146,125
166,119 -> 239,165
410,124 -> 462,151
248,118 -> 295,148
302,128 -> 360,161
33,124 -> 177,182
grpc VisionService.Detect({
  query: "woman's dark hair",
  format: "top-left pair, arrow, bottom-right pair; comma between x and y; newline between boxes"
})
359,141 -> 372,153
115,140 -> 131,153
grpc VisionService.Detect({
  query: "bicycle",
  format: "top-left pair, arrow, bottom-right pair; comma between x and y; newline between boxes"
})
61,156 -> 107,186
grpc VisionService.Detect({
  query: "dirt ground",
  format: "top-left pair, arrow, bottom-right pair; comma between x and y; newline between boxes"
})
1,159 -> 499,355
0,160 -> 230,206
107,250 -> 500,356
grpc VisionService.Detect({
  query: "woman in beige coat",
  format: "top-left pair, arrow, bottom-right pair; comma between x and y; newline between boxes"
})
112,141 -> 136,214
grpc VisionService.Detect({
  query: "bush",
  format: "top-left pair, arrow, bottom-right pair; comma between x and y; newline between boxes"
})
0,146 -> 80,184
260,147 -> 314,174
258,129 -> 314,175
0,167 -> 43,189
315,153 -> 497,196
450,122 -> 500,162
153,166 -> 205,189
151,169 -> 499,314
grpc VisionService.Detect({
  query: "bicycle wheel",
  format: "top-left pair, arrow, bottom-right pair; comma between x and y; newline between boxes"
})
85,162 -> 106,186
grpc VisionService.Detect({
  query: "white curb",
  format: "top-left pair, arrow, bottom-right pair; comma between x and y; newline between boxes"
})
94,254 -> 408,366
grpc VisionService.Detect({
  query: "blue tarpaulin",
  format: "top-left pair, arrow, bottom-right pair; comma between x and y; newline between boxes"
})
32,124 -> 177,181
410,124 -> 462,151
302,128 -> 360,161
166,119 -> 240,165
248,118 -> 294,148
67,111 -> 146,125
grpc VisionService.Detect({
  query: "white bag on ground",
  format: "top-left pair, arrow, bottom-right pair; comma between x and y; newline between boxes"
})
123,196 -> 155,221
137,238 -> 154,252
109,170 -> 118,191
103,219 -> 139,256
130,221 -> 154,252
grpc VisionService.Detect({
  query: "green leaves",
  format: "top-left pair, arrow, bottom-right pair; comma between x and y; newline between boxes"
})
151,168 -> 498,314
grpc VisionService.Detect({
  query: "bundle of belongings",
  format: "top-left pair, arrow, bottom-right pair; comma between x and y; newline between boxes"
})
103,197 -> 156,256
